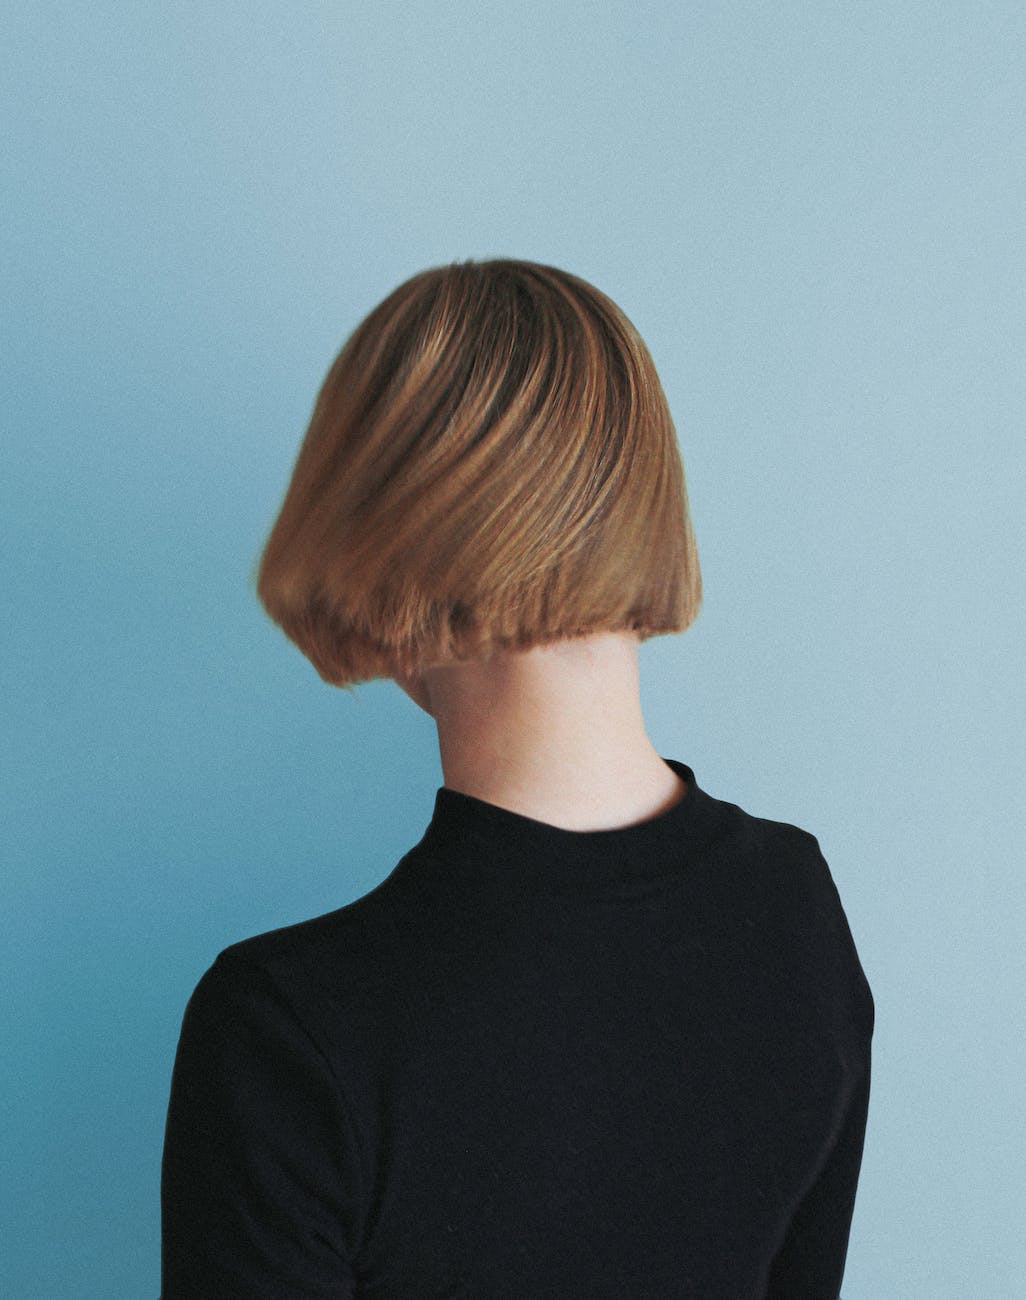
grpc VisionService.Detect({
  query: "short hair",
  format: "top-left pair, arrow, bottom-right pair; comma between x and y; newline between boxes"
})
253,257 -> 702,692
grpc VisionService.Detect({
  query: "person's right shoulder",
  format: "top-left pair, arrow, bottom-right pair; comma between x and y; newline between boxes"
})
751,815 -> 875,1042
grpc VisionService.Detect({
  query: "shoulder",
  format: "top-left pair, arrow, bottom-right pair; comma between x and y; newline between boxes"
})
192,868 -> 416,1025
198,900 -> 363,1026
708,795 -> 874,1037
704,786 -> 826,884
759,818 -> 875,1042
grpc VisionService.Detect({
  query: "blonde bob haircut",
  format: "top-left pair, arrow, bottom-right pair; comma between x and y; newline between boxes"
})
254,257 -> 702,692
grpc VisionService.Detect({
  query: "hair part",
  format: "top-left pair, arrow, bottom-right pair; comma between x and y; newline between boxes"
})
253,257 -> 702,691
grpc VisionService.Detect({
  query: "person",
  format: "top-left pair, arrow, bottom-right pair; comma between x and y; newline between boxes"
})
160,258 -> 874,1298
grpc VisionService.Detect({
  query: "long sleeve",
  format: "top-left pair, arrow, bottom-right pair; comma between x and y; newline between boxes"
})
160,952 -> 363,1298
157,763 -> 875,1297
764,1048 -> 872,1300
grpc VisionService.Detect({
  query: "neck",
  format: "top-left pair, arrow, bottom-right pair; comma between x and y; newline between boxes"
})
423,632 -> 685,832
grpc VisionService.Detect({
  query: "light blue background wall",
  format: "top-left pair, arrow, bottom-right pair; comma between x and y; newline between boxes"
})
3,3 -> 1023,1295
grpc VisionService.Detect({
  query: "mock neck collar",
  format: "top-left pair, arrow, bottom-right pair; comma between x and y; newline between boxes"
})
407,758 -> 720,891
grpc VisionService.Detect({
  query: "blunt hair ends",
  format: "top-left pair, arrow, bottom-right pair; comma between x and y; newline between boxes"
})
254,258 -> 702,690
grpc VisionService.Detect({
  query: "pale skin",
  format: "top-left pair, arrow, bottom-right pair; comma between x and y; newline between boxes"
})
392,629 -> 688,832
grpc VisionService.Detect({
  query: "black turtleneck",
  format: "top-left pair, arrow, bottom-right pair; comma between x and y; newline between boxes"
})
161,758 -> 874,1299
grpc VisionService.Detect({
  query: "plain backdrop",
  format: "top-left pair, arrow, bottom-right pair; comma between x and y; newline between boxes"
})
3,3 -> 1024,1296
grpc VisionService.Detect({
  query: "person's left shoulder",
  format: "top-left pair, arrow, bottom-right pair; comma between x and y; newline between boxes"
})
216,900 -> 356,986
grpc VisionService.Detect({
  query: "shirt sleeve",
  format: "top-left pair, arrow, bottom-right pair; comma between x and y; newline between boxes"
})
160,951 -> 363,1298
764,1047 -> 872,1300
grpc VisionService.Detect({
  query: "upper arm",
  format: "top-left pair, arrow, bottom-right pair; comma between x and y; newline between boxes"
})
160,953 -> 363,1298
764,1049 -> 872,1300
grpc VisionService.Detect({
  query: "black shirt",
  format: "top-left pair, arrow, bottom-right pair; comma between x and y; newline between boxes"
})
161,758 -> 874,1298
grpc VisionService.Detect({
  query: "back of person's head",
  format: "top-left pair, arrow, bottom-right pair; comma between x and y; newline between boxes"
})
253,257 -> 702,692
